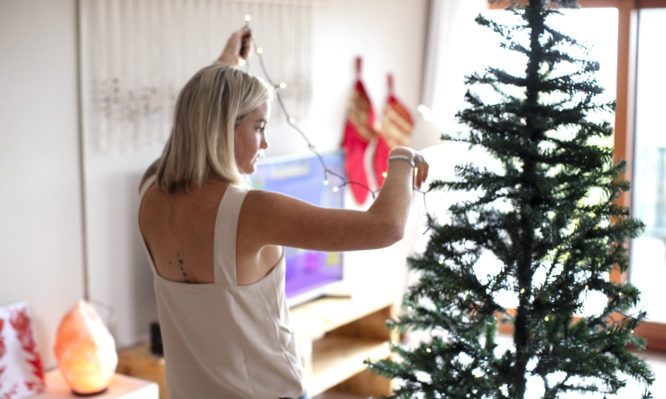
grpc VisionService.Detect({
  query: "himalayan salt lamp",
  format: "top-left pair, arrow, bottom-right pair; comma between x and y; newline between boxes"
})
54,300 -> 118,395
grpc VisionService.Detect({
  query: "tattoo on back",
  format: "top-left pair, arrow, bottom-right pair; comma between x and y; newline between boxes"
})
176,252 -> 190,283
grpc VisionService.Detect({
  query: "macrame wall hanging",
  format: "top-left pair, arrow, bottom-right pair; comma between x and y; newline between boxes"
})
79,0 -> 313,154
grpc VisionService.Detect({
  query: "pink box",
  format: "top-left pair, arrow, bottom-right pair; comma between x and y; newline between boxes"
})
0,301 -> 45,398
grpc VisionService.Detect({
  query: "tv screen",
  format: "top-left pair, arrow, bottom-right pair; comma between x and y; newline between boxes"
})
248,151 -> 345,306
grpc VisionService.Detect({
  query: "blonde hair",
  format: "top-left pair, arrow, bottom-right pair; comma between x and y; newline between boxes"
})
156,64 -> 272,193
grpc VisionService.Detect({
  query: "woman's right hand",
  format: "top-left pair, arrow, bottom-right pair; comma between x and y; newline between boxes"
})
216,28 -> 252,67
412,152 -> 429,189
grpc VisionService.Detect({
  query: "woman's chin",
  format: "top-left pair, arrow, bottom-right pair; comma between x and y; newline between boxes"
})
240,165 -> 256,175
238,158 -> 261,175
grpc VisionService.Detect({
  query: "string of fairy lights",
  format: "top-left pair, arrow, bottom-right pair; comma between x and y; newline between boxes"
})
242,15 -> 428,204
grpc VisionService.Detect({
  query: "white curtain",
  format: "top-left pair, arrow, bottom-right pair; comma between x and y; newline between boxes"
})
420,0 -> 488,137
79,0 -> 314,154
411,0 -> 490,216
407,0 -> 491,270
404,0 -> 499,349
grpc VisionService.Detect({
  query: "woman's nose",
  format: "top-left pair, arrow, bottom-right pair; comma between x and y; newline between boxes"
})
260,136 -> 268,149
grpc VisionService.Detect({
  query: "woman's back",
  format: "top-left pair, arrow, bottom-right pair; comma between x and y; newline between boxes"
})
139,177 -> 283,285
139,178 -> 221,283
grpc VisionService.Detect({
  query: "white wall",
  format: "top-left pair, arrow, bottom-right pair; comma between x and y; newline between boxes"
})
83,147 -> 161,350
279,0 -> 429,156
0,0 -> 429,368
0,0 -> 84,369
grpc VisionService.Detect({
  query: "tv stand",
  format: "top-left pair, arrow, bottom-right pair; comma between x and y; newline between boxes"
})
117,292 -> 397,398
290,292 -> 397,396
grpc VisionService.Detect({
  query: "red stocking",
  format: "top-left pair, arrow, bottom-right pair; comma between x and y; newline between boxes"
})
373,135 -> 391,187
342,57 -> 377,204
373,74 -> 414,187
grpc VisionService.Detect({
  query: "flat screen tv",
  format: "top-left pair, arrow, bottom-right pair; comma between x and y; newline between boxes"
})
248,151 -> 345,307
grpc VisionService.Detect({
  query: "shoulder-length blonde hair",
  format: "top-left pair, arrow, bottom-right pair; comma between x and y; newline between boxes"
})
156,64 -> 272,193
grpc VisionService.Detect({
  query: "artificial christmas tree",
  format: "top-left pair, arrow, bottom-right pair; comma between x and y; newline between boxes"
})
370,0 -> 655,397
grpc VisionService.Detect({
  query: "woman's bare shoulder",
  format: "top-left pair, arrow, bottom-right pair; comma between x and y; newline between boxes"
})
141,179 -> 230,220
244,188 -> 303,203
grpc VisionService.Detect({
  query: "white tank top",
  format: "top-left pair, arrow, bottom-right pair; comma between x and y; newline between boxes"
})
138,176 -> 306,399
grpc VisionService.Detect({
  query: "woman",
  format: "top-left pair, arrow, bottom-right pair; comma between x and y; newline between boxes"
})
138,28 -> 429,399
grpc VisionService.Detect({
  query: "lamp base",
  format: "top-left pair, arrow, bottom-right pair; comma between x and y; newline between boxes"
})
72,388 -> 108,397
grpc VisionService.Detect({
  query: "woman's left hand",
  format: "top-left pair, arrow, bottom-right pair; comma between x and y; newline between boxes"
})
216,28 -> 252,67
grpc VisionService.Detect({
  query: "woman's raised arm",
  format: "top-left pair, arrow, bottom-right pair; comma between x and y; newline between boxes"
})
238,147 -> 429,253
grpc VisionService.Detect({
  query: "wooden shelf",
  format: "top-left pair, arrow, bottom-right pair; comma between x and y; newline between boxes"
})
116,344 -> 167,399
309,336 -> 390,395
291,293 -> 397,396
290,293 -> 396,341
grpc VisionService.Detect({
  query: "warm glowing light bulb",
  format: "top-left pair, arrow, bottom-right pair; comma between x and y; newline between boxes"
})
256,47 -> 264,54
544,315 -> 550,322
332,186 -> 339,192
278,82 -> 287,89
382,171 -> 387,178
244,14 -> 252,23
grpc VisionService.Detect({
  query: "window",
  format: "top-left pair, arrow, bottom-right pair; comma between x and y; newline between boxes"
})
629,8 -> 666,324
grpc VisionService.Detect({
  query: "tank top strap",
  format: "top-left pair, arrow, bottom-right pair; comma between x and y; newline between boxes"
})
138,175 -> 158,276
213,184 -> 249,285
139,175 -> 157,199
